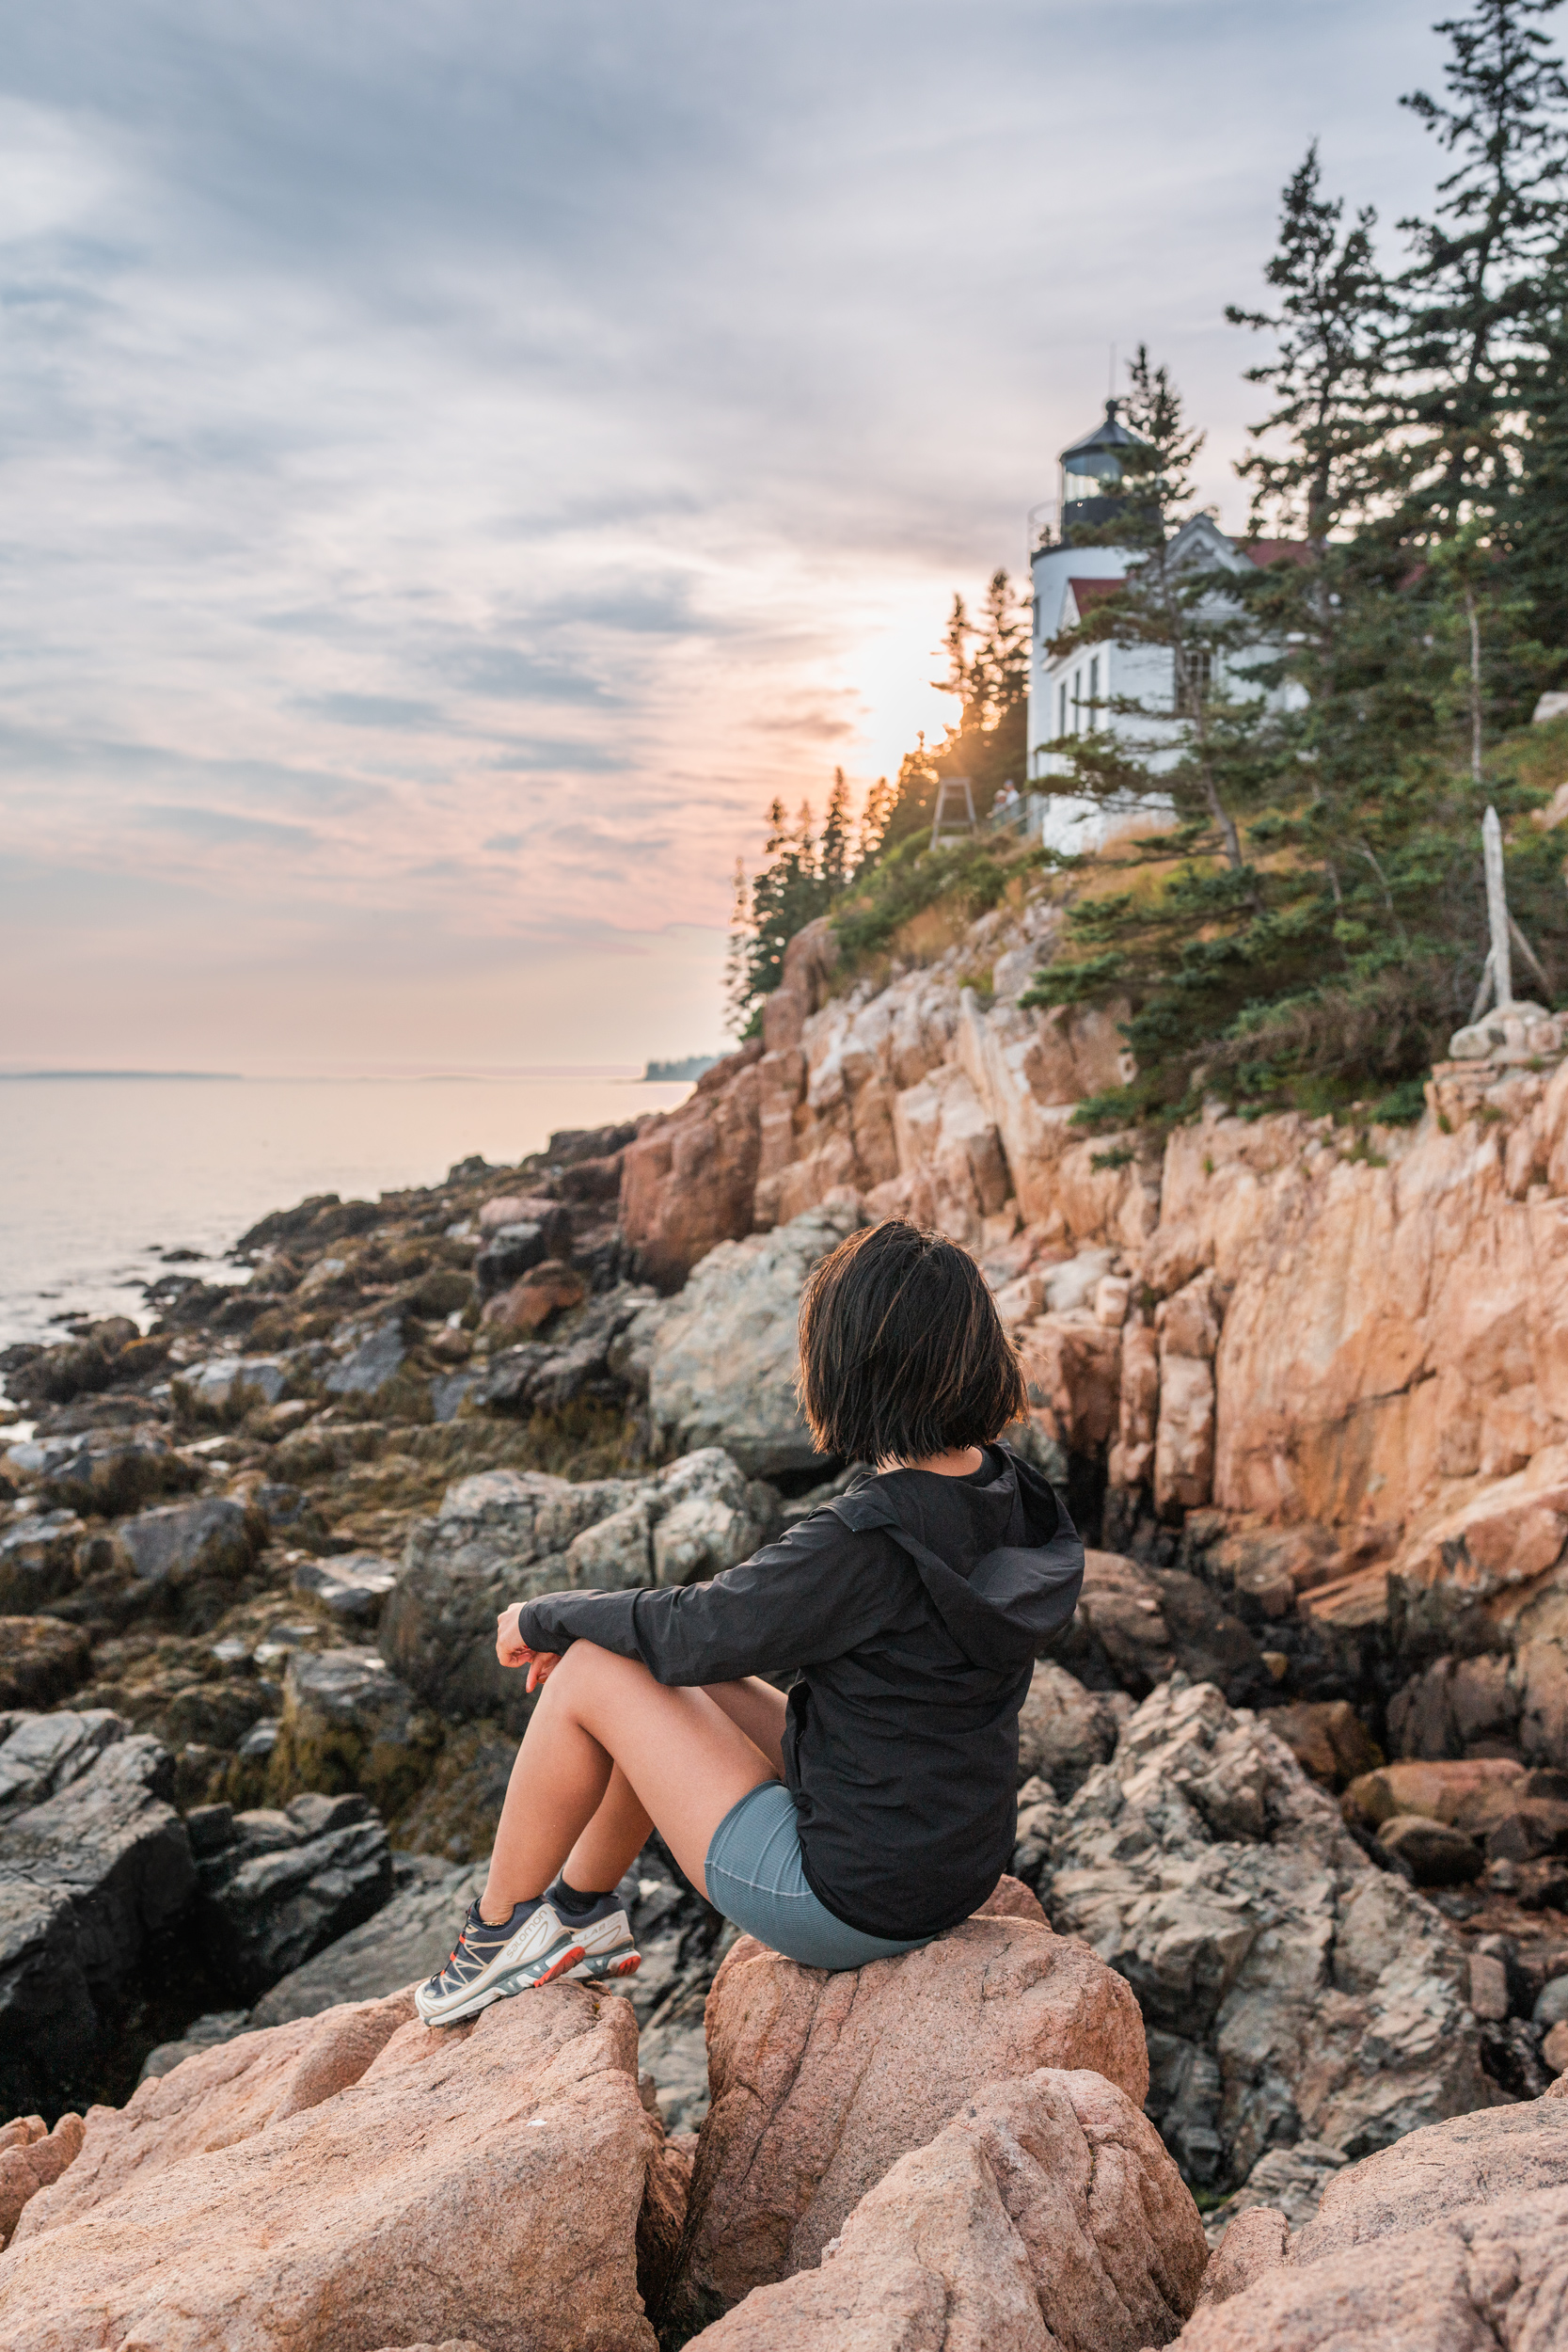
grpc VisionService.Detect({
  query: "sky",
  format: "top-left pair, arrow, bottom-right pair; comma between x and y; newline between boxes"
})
0,0 -> 1461,1074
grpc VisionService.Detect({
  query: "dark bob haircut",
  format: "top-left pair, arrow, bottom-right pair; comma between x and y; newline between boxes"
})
797,1218 -> 1027,1466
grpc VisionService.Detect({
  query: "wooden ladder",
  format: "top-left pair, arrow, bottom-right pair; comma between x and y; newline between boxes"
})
929,775 -> 976,850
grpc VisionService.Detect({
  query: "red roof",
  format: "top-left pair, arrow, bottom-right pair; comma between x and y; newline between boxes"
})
1067,577 -> 1126,612
1243,539 -> 1312,567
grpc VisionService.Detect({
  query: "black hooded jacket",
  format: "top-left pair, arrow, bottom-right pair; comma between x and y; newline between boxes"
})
515,1444 -> 1084,1940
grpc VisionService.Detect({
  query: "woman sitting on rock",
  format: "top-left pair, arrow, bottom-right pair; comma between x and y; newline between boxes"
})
415,1217 -> 1085,2024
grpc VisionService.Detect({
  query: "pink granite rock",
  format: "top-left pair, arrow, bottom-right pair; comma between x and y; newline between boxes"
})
684,2068 -> 1206,2351
665,1915 -> 1148,2328
15,1990 -> 415,2242
0,1986 -> 658,2352
0,2112 -> 83,2248
1167,2084 -> 1568,2347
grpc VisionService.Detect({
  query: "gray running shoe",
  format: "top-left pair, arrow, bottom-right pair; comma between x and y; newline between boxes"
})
415,1898 -> 585,2027
547,1884 -> 641,1983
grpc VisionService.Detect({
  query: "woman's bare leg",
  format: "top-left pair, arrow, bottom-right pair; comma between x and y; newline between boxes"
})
555,1676 -> 788,1897
480,1646 -> 781,1922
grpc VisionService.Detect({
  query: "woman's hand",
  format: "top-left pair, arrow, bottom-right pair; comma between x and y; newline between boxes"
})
496,1604 -> 561,1692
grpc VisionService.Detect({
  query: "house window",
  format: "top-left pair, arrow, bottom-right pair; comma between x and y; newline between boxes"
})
1072,669 -> 1083,731
1057,680 -> 1068,739
1174,644 -> 1212,715
1088,654 -> 1101,715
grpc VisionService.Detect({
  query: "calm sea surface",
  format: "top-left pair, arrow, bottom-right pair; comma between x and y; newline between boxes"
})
0,1073 -> 692,1351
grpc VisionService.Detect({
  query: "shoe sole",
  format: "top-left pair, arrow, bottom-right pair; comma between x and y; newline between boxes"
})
568,1948 -> 641,1982
417,1939 -> 585,2027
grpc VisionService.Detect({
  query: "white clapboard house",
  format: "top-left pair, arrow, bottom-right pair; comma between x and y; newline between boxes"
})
1023,401 -> 1303,855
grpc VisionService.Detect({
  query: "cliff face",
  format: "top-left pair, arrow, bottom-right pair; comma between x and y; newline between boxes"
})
618,896 -> 1568,1624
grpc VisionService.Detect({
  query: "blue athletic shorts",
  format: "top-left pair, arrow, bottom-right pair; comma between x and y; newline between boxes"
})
704,1780 -> 934,1971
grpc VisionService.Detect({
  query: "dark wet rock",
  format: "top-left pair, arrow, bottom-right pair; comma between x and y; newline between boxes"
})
473,1282 -> 656,1417
0,1620 -> 91,1709
291,1552 -> 398,1625
1376,1813 -> 1485,1883
249,1853 -> 477,2025
324,1321 -> 408,1400
174,1357 -> 290,1420
195,1790 -> 393,2001
3,1429 -> 195,1519
115,1496 -> 258,1626
271,1646 -> 437,1818
0,1513 -> 87,1614
236,1194 -> 382,1252
5,1323 -> 141,1408
0,1710 -> 196,2117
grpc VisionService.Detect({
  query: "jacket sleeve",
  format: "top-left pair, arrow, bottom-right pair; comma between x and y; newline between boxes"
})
516,1510 -> 898,1686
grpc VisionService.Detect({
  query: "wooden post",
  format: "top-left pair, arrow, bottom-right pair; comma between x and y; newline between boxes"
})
1482,805 -> 1513,1010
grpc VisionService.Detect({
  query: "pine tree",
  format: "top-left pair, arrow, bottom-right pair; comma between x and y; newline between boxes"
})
1227,141 -> 1392,548
820,769 -> 853,890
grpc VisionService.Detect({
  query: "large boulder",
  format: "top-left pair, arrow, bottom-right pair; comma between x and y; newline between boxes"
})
3,1426 -> 196,1517
619,1042 -> 765,1290
1016,1661 -> 1124,1797
270,1646 -> 437,1818
473,1284 -> 656,1416
683,2069 -> 1208,2352
1165,2083 -> 1568,2347
0,1511 -> 87,1614
0,1711 -> 195,2117
1052,1551 -> 1271,1708
0,1985 -> 661,2352
15,1991 -> 415,2240
619,1200 -> 864,1477
114,1495 -> 258,1627
382,1448 -> 774,1728
1045,1678 -> 1497,2197
194,1793 -> 394,2002
665,1911 -> 1147,2330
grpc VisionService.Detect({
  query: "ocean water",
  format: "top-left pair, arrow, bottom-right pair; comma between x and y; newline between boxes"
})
0,1073 -> 692,1352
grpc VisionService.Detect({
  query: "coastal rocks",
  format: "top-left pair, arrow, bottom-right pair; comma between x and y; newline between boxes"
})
482,1260 -> 586,1335
194,1792 -> 394,2001
176,1357 -> 291,1420
622,1200 -> 865,1477
0,1712 -> 196,2117
3,1426 -> 197,1517
1165,2085 -> 1568,2349
115,1494 -> 259,1625
620,1041 -> 764,1290
250,1857 -> 479,2026
473,1281 -> 656,1416
667,1912 -> 1148,2325
1053,1550 -> 1270,1708
383,1450 -> 773,1728
1016,1661 -> 1124,1797
16,1992 -> 416,2241
1045,1678 -> 1495,2196
0,2111 -> 84,2249
270,1647 -> 437,1817
0,1511 -> 89,1613
291,1550 -> 399,1625
324,1319 -> 410,1402
0,1984 -> 661,2352
0,1618 -> 90,1708
685,2070 -> 1208,2352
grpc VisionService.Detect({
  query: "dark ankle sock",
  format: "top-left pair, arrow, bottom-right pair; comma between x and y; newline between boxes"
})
551,1874 -> 607,1917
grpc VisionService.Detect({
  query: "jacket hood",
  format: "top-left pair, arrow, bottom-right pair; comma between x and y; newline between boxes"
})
825,1444 -> 1084,1674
